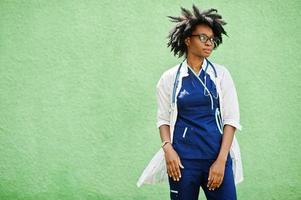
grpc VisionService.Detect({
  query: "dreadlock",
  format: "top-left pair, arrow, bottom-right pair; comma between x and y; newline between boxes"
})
167,4 -> 228,58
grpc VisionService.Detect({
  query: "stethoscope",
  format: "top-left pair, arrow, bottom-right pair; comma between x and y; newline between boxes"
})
171,58 -> 223,134
202,60 -> 218,99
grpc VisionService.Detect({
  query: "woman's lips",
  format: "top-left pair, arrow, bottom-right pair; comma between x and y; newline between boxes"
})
203,49 -> 212,53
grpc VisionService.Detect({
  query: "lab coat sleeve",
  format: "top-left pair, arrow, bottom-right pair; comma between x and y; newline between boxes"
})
221,68 -> 242,131
156,73 -> 171,129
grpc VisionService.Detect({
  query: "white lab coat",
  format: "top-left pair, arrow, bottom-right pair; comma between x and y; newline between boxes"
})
137,58 -> 243,187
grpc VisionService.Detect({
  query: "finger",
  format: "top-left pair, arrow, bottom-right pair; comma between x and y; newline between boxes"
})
166,163 -> 170,177
175,160 -> 181,180
208,177 -> 214,190
207,170 -> 213,188
214,177 -> 221,189
212,183 -> 219,190
209,174 -> 218,190
170,162 -> 177,181
168,162 -> 175,179
172,160 -> 180,181
178,158 -> 185,169
212,178 -> 220,190
177,159 -> 184,179
167,163 -> 172,177
212,174 -> 223,190
171,161 -> 178,181
167,168 -> 172,178
170,169 -> 175,180
217,176 -> 224,188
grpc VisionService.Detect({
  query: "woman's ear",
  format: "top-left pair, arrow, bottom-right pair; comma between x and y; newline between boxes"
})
185,37 -> 190,47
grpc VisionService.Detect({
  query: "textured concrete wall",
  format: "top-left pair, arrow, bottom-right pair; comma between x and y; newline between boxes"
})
0,0 -> 300,199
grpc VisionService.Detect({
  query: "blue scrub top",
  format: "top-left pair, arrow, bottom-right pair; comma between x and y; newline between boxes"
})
172,66 -> 229,160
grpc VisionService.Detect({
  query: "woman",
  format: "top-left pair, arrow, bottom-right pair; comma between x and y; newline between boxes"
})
137,4 -> 243,200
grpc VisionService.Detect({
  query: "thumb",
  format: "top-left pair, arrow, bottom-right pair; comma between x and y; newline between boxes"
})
178,158 -> 185,169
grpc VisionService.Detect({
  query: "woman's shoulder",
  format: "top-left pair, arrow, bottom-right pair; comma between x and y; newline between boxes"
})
156,63 -> 180,91
209,60 -> 233,79
209,60 -> 227,73
158,63 -> 180,81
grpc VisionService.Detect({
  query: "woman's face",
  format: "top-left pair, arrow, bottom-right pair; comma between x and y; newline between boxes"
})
185,24 -> 215,58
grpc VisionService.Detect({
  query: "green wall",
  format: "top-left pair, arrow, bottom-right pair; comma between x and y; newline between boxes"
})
1,0 -> 300,199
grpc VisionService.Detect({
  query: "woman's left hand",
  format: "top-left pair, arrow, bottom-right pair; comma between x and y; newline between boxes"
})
207,159 -> 226,190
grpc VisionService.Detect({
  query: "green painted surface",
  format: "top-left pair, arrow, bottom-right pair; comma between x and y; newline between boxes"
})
0,0 -> 300,199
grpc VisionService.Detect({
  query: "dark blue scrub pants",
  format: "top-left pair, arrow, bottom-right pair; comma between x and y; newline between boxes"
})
168,158 -> 237,200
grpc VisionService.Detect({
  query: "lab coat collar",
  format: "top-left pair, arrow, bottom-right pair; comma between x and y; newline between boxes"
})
181,57 -> 209,77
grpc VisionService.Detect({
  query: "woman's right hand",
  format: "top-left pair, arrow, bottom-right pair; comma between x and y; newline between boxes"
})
163,143 -> 184,181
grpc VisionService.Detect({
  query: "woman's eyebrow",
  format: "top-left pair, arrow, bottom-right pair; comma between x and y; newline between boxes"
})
199,33 -> 214,38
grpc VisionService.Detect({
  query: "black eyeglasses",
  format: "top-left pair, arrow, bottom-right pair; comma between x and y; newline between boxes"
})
190,33 -> 219,47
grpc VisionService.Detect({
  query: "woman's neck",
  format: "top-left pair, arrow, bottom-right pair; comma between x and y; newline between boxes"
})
186,53 -> 205,75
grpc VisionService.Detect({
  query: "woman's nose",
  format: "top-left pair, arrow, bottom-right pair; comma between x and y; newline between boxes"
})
205,40 -> 213,46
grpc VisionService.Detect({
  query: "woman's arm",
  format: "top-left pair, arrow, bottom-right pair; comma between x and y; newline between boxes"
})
217,125 -> 236,162
159,124 -> 171,144
207,66 -> 241,190
207,125 -> 236,190
156,72 -> 184,182
220,67 -> 242,131
159,124 -> 184,182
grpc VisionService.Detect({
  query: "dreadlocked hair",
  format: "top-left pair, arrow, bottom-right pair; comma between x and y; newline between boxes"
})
167,4 -> 228,58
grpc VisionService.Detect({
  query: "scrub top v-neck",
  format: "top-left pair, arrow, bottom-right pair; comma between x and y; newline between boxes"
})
172,64 -> 226,160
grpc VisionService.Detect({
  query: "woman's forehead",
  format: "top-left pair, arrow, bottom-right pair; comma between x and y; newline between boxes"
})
193,24 -> 214,37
